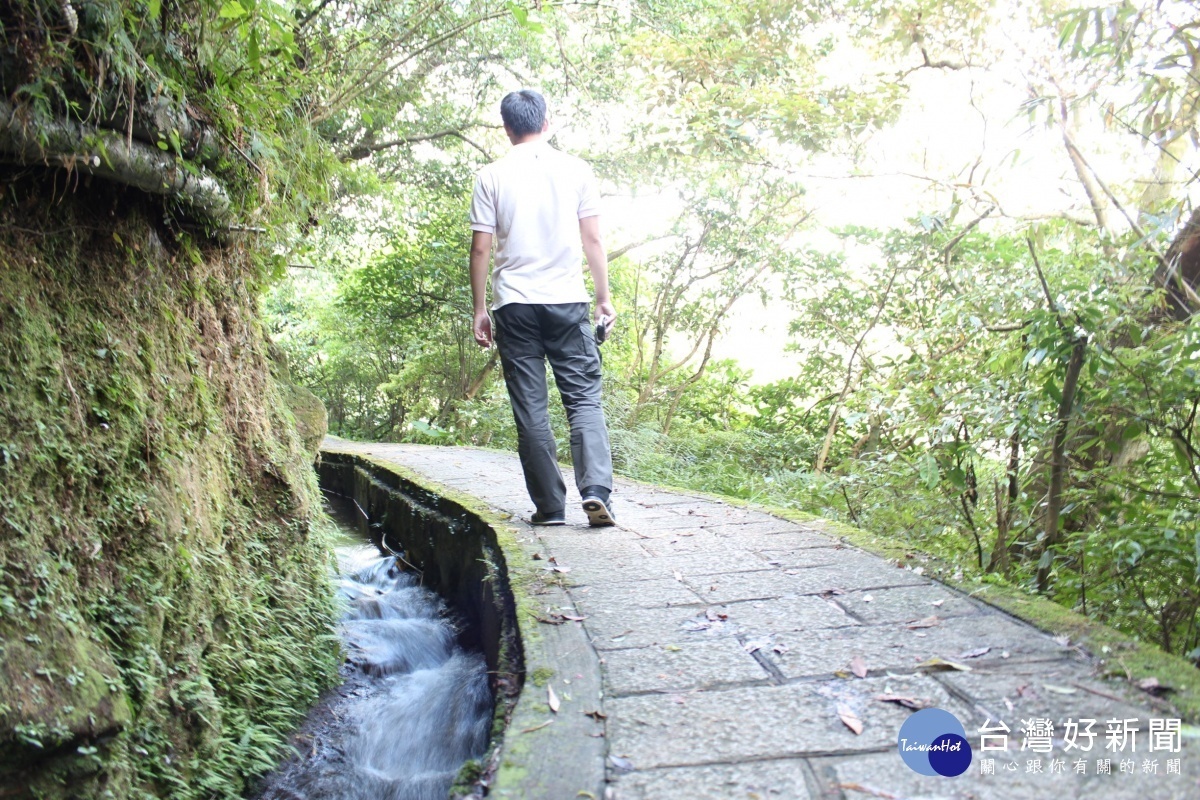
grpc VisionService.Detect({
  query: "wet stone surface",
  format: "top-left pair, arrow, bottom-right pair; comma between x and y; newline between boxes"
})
328,442 -> 1200,800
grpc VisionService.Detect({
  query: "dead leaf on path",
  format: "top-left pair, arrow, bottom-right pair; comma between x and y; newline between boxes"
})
608,754 -> 635,773
837,703 -> 864,735
820,588 -> 846,597
958,646 -> 991,659
906,615 -> 940,629
1053,635 -> 1071,648
850,655 -> 868,679
705,607 -> 728,621
743,640 -> 768,654
521,719 -> 553,733
664,644 -> 681,652
673,569 -> 684,582
531,553 -> 544,560
862,594 -> 874,603
916,656 -> 971,672
536,616 -> 566,625
835,782 -> 900,799
874,694 -> 931,711
930,599 -> 945,607
559,613 -> 587,621
1137,677 -> 1175,695
583,709 -> 607,721
1043,684 -> 1077,695
772,642 -> 789,655
548,684 -> 560,713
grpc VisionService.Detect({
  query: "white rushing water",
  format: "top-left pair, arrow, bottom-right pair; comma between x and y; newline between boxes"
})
271,543 -> 493,800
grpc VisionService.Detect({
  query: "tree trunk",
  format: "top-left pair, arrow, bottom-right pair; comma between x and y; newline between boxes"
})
1036,338 -> 1087,593
1154,207 -> 1200,320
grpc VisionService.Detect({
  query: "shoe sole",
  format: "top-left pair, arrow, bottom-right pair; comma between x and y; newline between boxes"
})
531,518 -> 566,526
582,498 -> 615,527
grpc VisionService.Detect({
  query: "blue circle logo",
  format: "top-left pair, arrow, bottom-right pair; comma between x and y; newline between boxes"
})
897,708 -> 972,777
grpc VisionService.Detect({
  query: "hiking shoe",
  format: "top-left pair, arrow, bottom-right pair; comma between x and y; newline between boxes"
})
530,510 -> 566,526
581,494 -> 616,527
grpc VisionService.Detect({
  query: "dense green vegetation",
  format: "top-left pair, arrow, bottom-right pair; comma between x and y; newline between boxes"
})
265,0 -> 1200,668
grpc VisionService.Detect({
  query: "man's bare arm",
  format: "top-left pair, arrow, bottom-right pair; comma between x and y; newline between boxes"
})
470,230 -> 494,347
579,216 -> 615,327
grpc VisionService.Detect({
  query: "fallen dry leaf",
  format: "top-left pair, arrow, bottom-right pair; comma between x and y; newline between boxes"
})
835,782 -> 900,799
673,570 -> 684,582
608,755 -> 635,773
850,655 -> 868,679
837,703 -> 864,735
1137,677 -> 1175,695
521,719 -> 553,733
548,684 -> 560,713
531,553 -> 544,560
705,607 -> 728,622
772,642 -> 789,655
862,594 -> 874,603
906,615 -> 940,629
743,639 -> 769,654
1043,684 -> 1077,695
915,656 -> 971,672
874,694 -> 930,711
583,709 -> 607,721
958,646 -> 991,659
559,613 -> 587,622
930,599 -> 945,607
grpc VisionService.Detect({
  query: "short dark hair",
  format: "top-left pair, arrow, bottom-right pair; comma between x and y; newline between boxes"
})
500,90 -> 547,137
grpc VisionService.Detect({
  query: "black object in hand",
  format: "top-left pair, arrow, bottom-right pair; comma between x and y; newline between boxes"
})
595,315 -> 612,344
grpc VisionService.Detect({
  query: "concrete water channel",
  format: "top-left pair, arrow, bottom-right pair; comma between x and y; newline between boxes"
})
302,438 -> 1199,800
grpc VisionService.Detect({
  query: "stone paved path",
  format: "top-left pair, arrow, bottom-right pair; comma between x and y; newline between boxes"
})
332,442 -> 1198,800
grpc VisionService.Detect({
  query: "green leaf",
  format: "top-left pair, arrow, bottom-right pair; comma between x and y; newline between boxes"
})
1170,437 -> 1193,475
249,27 -> 261,68
148,0 -> 162,20
219,1 -> 247,18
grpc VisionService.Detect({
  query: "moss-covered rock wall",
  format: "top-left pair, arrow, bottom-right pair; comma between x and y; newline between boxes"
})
0,176 -> 340,799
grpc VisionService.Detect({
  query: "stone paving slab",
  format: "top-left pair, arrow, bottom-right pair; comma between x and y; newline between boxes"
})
768,615 -> 1070,679
606,675 -> 975,768
598,637 -> 771,695
613,758 -> 815,800
833,583 -> 986,624
325,442 -> 1199,800
581,603 -> 739,650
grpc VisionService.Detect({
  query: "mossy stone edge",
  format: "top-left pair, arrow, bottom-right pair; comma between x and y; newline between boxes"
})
317,440 -> 607,799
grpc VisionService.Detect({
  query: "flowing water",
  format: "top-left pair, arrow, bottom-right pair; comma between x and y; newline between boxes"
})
254,512 -> 493,800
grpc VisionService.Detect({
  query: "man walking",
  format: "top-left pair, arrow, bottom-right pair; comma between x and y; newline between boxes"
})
468,89 -> 617,527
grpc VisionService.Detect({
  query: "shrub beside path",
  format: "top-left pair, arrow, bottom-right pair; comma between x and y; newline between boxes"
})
327,441 -> 1198,800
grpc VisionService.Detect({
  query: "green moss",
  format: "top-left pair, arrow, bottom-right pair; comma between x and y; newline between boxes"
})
529,667 -> 555,688
0,193 -> 341,798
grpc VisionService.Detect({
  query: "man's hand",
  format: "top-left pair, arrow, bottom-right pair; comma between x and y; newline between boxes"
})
595,300 -> 616,336
473,309 -> 494,348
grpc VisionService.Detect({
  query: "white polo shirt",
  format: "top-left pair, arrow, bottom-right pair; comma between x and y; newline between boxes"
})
469,140 -> 601,309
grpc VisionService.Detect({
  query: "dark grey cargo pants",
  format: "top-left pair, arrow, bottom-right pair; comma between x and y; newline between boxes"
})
493,302 -> 613,514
